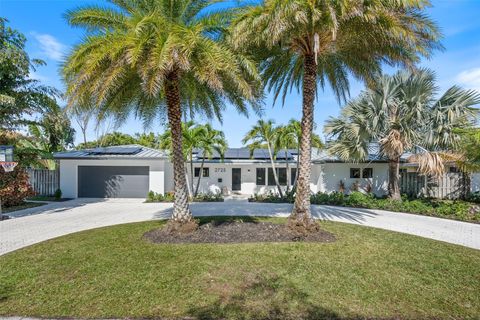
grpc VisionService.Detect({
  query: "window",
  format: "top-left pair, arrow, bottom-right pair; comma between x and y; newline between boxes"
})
350,168 -> 361,179
268,168 -> 287,185
449,166 -> 460,173
278,168 -> 287,185
362,168 -> 373,178
256,168 -> 266,185
268,168 -> 276,186
291,168 -> 297,185
194,167 -> 209,177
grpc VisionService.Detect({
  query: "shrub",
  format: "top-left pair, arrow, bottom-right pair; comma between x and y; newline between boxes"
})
54,188 -> 62,200
0,166 -> 35,207
193,192 -> 224,202
345,191 -> 374,208
466,191 -> 480,204
146,191 -> 224,203
146,191 -> 174,202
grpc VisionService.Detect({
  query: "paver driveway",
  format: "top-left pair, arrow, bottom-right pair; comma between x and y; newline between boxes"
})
1,198 -> 479,255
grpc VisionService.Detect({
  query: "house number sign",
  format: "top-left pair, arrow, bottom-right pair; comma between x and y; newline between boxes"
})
215,168 -> 226,173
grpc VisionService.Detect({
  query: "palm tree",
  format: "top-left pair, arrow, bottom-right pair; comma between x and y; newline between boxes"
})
242,119 -> 284,197
231,0 -> 441,230
159,121 -> 206,197
63,0 -> 262,226
194,124 -> 227,197
324,69 -> 480,200
277,120 -> 323,190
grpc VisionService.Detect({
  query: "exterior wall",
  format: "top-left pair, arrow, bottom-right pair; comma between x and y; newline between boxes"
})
59,159 -> 166,198
184,162 -> 301,196
316,162 -> 389,196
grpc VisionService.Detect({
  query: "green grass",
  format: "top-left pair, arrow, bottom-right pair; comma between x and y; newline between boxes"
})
2,201 -> 46,213
1,217 -> 479,319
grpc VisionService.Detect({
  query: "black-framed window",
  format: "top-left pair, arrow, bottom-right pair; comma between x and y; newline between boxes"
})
291,168 -> 297,185
194,167 -> 209,177
350,168 -> 361,179
268,168 -> 276,186
268,168 -> 287,185
362,168 -> 373,178
278,168 -> 287,185
256,168 -> 266,185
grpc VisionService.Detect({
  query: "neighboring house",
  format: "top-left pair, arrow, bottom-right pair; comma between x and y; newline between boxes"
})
54,144 -> 408,198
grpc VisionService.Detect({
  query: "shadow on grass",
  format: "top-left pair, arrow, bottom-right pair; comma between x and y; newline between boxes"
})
187,272 -> 388,320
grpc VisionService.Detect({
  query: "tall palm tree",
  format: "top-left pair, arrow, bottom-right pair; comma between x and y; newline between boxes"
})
325,69 -> 479,200
242,119 -> 284,197
194,124 -> 227,196
63,0 -> 262,226
277,119 -> 323,190
231,0 -> 441,230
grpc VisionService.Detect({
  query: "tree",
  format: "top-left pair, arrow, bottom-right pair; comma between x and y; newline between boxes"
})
69,104 -> 92,146
324,69 -> 479,200
160,121 -> 208,197
276,120 -> 323,190
0,18 -> 60,129
231,0 -> 441,230
243,119 -> 284,197
194,124 -> 227,197
63,0 -> 262,227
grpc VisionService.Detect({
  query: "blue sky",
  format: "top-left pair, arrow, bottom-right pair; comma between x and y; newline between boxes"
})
2,0 -> 480,147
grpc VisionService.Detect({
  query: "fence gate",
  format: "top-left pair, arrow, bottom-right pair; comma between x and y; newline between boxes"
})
27,168 -> 60,196
400,170 -> 469,199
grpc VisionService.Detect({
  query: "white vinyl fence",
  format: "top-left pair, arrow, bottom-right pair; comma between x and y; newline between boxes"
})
27,168 -> 60,196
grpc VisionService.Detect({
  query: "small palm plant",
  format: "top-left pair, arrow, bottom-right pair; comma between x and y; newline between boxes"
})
325,69 -> 480,200
231,0 -> 442,231
63,0 -> 262,228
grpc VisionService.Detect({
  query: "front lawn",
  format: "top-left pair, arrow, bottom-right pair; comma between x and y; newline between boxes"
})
1,217 -> 479,319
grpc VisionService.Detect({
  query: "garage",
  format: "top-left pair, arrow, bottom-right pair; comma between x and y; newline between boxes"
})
78,166 -> 150,198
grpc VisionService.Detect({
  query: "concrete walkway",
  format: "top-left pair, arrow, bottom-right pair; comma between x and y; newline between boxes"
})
1,198 -> 479,256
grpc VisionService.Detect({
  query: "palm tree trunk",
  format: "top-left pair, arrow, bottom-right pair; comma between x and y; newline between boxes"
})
292,146 -> 300,190
285,150 -> 290,193
190,150 -> 194,197
388,157 -> 401,200
194,157 -> 205,197
165,71 -> 193,223
290,54 -> 317,231
267,144 -> 284,198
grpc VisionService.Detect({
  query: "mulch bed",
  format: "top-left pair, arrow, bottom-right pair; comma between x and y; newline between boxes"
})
144,221 -> 336,244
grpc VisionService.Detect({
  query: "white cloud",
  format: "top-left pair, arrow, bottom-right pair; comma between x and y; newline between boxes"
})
456,68 -> 480,92
32,33 -> 67,61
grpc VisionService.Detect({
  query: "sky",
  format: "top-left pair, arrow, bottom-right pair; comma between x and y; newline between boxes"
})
1,0 -> 480,147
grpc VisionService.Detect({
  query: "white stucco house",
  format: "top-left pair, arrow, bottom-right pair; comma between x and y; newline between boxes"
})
54,144 -> 402,199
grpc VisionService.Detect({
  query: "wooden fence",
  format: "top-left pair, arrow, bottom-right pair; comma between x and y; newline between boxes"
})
27,168 -> 60,196
400,170 -> 470,199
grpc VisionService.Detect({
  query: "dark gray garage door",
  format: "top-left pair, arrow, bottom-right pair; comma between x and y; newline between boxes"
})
78,166 -> 149,198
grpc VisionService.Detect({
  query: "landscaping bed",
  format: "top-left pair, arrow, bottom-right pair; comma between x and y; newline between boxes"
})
1,201 -> 46,214
1,217 -> 479,319
250,191 -> 480,223
144,219 -> 335,244
27,196 -> 72,202
146,191 -> 224,203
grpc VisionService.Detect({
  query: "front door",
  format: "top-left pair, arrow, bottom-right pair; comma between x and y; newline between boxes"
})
232,168 -> 241,191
